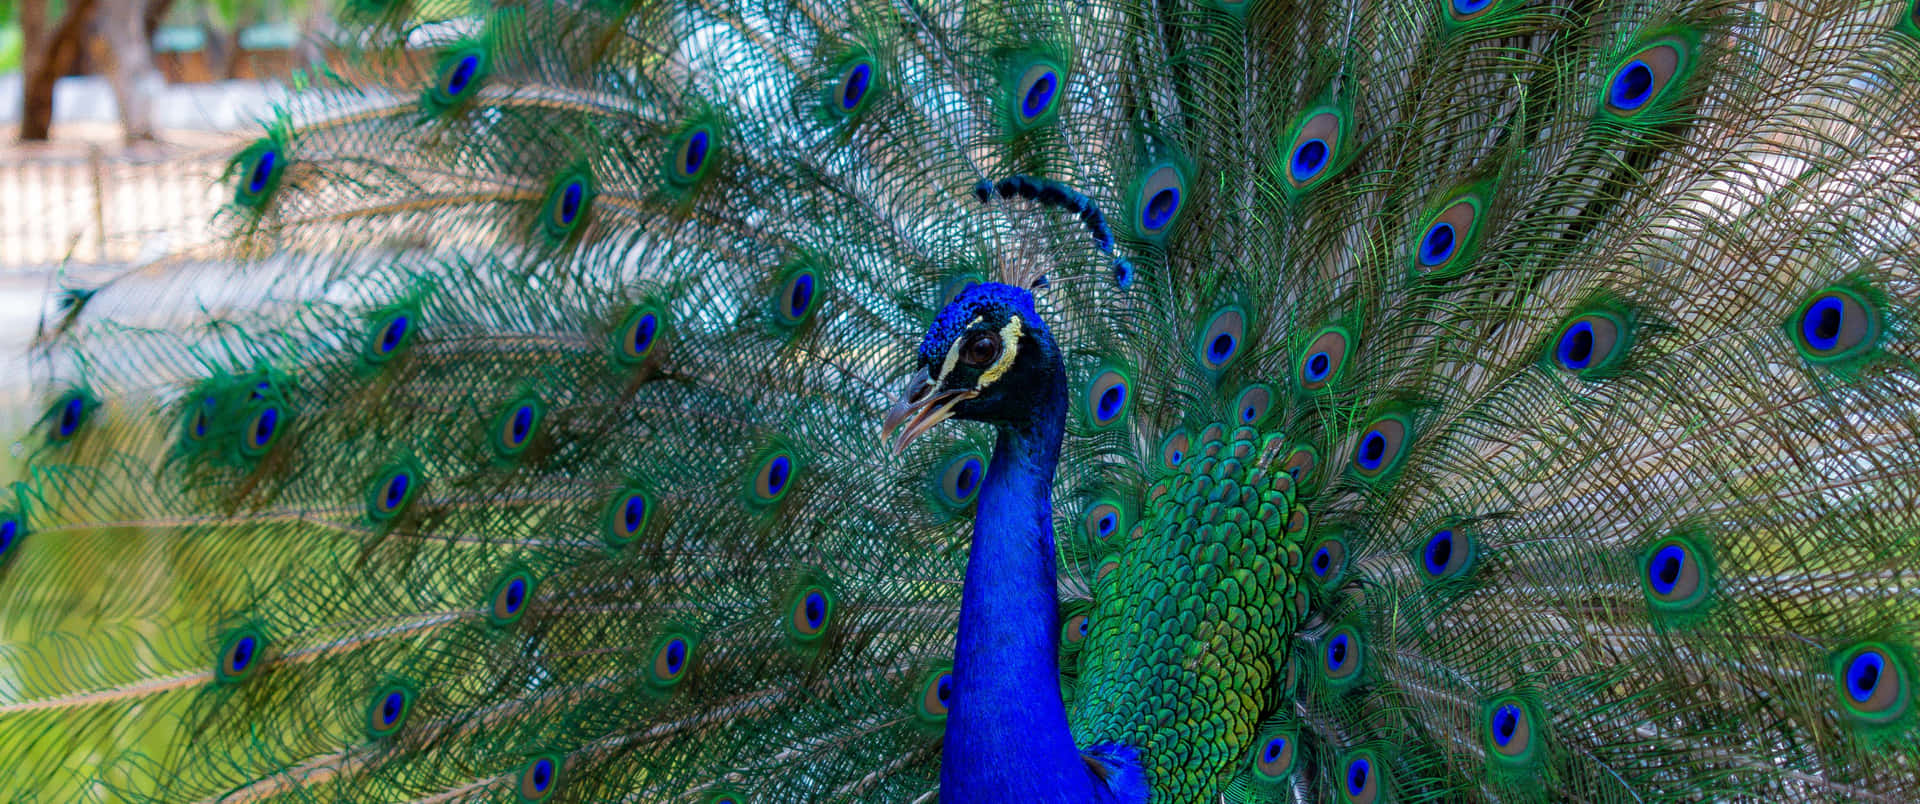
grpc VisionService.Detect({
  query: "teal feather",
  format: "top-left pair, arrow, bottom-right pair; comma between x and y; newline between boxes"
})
5,0 -> 1920,800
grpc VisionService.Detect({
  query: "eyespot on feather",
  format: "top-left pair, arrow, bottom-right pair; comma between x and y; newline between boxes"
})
1010,61 -> 1065,126
787,586 -> 835,642
1639,534 -> 1713,613
916,666 -> 955,722
1412,195 -> 1484,275
611,305 -> 666,366
366,683 -> 415,739
1791,286 -> 1880,364
1307,535 -> 1346,588
1197,307 -> 1246,371
603,487 -> 652,547
666,126 -> 719,185
1339,750 -> 1382,804
1084,369 -> 1131,428
751,451 -> 797,504
1082,500 -> 1126,548
1833,642 -> 1911,724
1603,38 -> 1691,117
215,627 -> 267,684
517,754 -> 561,801
1283,109 -> 1345,190
487,570 -> 535,627
648,633 -> 694,687
1250,729 -> 1297,780
827,56 -> 879,117
1322,626 -> 1363,685
1485,696 -> 1540,765
1159,429 -> 1192,472
0,513 -> 22,570
366,311 -> 415,364
1234,384 -> 1274,426
365,464 -> 420,521
1134,163 -> 1187,239
935,452 -> 987,509
47,391 -> 92,443
1550,312 -> 1629,375
1300,326 -> 1352,390
1352,414 -> 1411,479
1417,527 -> 1476,582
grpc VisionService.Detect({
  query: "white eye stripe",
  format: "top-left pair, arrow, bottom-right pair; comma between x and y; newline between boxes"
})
937,316 -> 984,381
976,316 -> 1023,389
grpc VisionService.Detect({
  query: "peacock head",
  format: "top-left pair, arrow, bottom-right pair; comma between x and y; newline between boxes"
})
883,282 -> 1064,453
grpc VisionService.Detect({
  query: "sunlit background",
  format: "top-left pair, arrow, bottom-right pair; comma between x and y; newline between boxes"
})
0,7 -> 482,793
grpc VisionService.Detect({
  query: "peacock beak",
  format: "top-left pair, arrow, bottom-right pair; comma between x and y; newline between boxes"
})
881,368 -> 977,455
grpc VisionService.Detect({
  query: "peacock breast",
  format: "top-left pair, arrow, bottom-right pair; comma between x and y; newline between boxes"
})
1067,422 -> 1309,801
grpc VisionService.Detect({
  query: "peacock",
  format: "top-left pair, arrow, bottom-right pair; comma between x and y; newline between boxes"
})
5,0 -> 1920,800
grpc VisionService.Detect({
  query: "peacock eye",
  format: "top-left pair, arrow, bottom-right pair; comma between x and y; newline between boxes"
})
960,332 -> 1001,368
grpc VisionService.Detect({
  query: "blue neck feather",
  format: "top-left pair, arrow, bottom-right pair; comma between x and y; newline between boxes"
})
941,362 -> 1137,802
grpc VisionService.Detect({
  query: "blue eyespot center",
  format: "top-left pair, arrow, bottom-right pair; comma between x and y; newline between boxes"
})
1611,60 -> 1655,110
665,638 -> 687,674
1306,352 -> 1332,381
767,455 -> 791,496
0,520 -> 16,553
530,758 -> 554,792
1847,651 -> 1886,702
379,316 -> 409,354
622,495 -> 646,535
1424,530 -> 1454,575
251,408 -> 279,447
1292,138 -> 1329,180
503,577 -> 527,614
1357,432 -> 1387,469
381,690 -> 405,725
247,151 -> 277,194
1097,513 -> 1117,539
1802,295 -> 1845,351
1208,332 -> 1236,364
631,313 -> 658,354
1454,0 -> 1493,14
1492,703 -> 1520,745
1264,737 -> 1285,762
1078,617 -> 1089,636
842,62 -> 872,110
1327,633 -> 1350,669
1142,188 -> 1180,231
683,131 -> 710,175
1420,221 -> 1457,266
57,396 -> 85,437
1558,321 -> 1596,369
558,182 -> 584,225
956,459 -> 980,497
804,591 -> 827,628
1243,406 -> 1257,422
510,406 -> 534,444
1346,758 -> 1370,795
1312,547 -> 1331,575
1096,384 -> 1125,421
788,274 -> 815,318
936,673 -> 954,702
1648,544 -> 1686,595
447,54 -> 479,96
231,636 -> 257,670
1022,72 -> 1057,119
384,473 -> 411,510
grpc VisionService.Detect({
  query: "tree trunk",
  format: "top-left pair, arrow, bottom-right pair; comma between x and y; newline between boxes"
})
94,0 -> 168,143
17,0 -> 99,142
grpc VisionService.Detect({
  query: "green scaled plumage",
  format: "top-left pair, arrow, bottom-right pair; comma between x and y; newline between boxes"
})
5,0 -> 1920,801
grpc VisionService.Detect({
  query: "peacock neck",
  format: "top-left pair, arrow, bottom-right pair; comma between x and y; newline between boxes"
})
943,370 -> 1116,802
